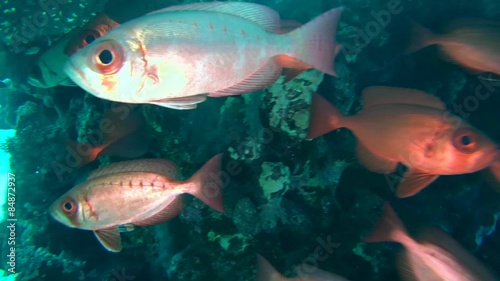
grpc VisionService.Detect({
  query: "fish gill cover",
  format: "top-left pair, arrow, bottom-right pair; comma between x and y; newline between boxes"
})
0,0 -> 499,281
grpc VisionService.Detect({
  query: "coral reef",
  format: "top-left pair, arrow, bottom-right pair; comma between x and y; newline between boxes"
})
1,0 -> 500,280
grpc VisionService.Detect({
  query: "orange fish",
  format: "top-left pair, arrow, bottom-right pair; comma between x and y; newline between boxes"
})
365,204 -> 498,281
406,18 -> 500,75
307,86 -> 500,197
256,255 -> 350,281
64,12 -> 120,56
50,154 -> 224,252
67,106 -> 150,167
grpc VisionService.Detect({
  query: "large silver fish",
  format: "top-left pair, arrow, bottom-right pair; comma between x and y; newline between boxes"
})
64,2 -> 343,109
49,154 -> 224,252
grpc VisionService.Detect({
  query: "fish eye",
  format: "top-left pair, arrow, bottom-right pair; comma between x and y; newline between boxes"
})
90,40 -> 124,75
61,197 -> 77,215
85,34 -> 96,44
98,49 -> 113,65
81,29 -> 101,47
453,128 -> 477,154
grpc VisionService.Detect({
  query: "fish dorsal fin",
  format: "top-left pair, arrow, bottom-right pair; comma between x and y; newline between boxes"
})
208,59 -> 282,97
88,159 -> 179,180
94,227 -> 122,252
396,170 -> 439,198
147,2 -> 280,33
362,86 -> 446,110
133,196 -> 184,226
356,141 -> 397,173
150,94 -> 207,110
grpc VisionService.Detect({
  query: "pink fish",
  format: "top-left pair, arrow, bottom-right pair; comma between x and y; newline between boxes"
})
307,86 -> 500,197
406,18 -> 500,75
256,255 -> 350,281
64,2 -> 343,109
365,204 -> 498,281
49,154 -> 224,252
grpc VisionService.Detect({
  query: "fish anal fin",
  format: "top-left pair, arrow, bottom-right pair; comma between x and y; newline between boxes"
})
396,171 -> 439,198
88,159 -> 179,180
362,86 -> 446,110
133,196 -> 184,226
150,94 -> 207,110
275,55 -> 310,83
147,2 -> 280,33
94,227 -> 122,252
356,141 -> 397,173
208,59 -> 282,97
118,224 -> 135,232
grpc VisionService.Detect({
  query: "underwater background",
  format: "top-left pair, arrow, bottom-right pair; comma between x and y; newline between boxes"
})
0,0 -> 499,280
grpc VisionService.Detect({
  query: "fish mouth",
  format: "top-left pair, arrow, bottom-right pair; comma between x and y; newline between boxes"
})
27,76 -> 46,88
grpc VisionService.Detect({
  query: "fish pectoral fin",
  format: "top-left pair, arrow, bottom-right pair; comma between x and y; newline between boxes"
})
356,141 -> 397,173
94,227 -> 122,252
150,94 -> 207,110
118,224 -> 135,233
362,86 -> 446,110
133,196 -> 184,226
59,77 -> 78,87
208,59 -> 282,97
147,2 -> 280,33
396,171 -> 439,198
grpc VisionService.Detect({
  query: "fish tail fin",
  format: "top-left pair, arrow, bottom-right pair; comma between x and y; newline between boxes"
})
404,19 -> 438,54
256,255 -> 285,281
364,203 -> 408,244
286,7 -> 343,77
186,154 -> 225,213
66,139 -> 106,167
306,92 -> 344,139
